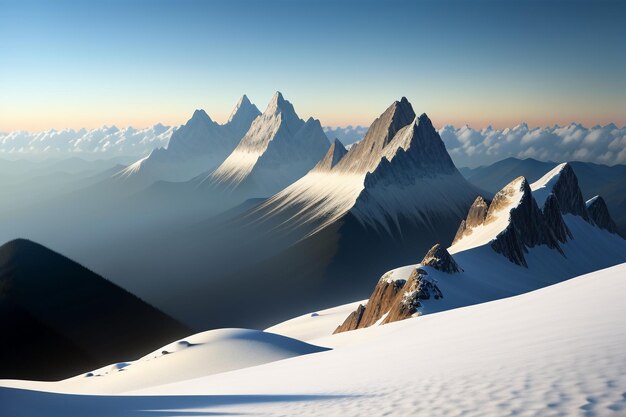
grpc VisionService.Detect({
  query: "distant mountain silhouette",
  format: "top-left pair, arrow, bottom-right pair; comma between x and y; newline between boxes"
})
0,239 -> 190,381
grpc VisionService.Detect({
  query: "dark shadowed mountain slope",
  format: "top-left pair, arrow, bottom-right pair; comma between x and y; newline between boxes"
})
0,239 -> 189,381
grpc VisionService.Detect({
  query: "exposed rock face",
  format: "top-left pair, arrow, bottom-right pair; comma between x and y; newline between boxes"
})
333,278 -> 406,333
382,268 -> 443,324
551,164 -> 589,220
533,163 -> 589,220
334,264 -> 447,334
490,177 -> 561,266
542,193 -> 573,243
421,244 -> 462,273
587,196 -> 618,233
333,304 -> 366,334
453,196 -> 489,244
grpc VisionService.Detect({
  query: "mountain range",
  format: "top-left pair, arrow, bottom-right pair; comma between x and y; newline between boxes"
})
335,162 -> 626,332
460,157 -> 626,236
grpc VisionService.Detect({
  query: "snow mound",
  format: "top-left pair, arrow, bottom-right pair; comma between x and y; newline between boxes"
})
8,328 -> 328,394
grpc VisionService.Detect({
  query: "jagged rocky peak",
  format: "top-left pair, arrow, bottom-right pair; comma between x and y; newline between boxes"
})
530,163 -> 589,220
490,177 -> 561,267
542,193 -> 573,243
421,244 -> 462,273
586,196 -> 618,233
376,113 -> 458,175
382,268 -> 443,325
314,138 -> 348,171
334,97 -> 415,174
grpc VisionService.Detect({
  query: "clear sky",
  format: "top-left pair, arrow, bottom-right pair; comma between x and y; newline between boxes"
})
1,0 -> 625,131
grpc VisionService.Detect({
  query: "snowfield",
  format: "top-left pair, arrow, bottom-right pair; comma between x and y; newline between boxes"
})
3,263 -> 626,416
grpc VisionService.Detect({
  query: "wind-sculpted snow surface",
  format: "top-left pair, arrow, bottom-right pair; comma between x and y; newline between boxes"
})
4,263 -> 626,416
0,329 -> 328,395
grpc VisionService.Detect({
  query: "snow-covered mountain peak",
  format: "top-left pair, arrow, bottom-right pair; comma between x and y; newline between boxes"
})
226,95 -> 261,139
530,162 -> 589,219
227,94 -> 259,123
334,97 -> 415,174
586,195 -> 618,233
189,109 -> 214,125
208,93 -> 329,194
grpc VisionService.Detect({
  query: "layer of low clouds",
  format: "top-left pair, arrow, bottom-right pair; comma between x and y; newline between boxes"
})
0,124 -> 175,159
2,122 -> 625,168
439,123 -> 626,168
324,126 -> 368,146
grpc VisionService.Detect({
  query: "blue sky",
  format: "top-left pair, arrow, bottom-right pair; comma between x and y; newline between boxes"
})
1,0 -> 625,130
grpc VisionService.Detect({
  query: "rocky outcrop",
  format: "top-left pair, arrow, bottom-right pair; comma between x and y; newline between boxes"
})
542,193 -> 573,243
587,196 -> 618,233
334,262 -> 448,333
333,303 -> 366,333
421,244 -> 462,273
453,196 -> 489,244
333,277 -> 406,333
382,268 -> 443,324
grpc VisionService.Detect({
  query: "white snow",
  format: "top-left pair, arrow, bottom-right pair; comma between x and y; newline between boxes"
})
530,162 -> 567,207
265,300 -> 365,342
0,328 -> 328,395
586,195 -> 600,207
4,263 -> 626,416
449,176 -> 525,253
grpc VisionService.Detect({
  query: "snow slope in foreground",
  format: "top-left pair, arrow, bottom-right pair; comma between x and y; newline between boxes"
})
0,329 -> 328,395
3,263 -> 626,416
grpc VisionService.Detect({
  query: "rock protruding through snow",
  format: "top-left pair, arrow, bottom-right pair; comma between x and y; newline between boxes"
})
420,244 -> 462,273
587,196 -> 618,234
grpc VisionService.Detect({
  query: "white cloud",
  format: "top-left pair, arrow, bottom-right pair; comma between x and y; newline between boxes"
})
439,123 -> 626,167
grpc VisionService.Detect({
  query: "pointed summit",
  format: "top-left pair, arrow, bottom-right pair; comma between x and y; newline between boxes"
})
530,163 -> 589,220
226,95 -> 261,139
335,97 -> 415,173
190,109 -> 212,124
314,138 -> 348,171
586,196 -> 618,233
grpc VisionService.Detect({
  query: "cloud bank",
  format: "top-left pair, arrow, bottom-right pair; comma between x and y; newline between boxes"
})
324,125 -> 368,146
0,124 -> 175,159
439,123 -> 626,168
2,122 -> 624,168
